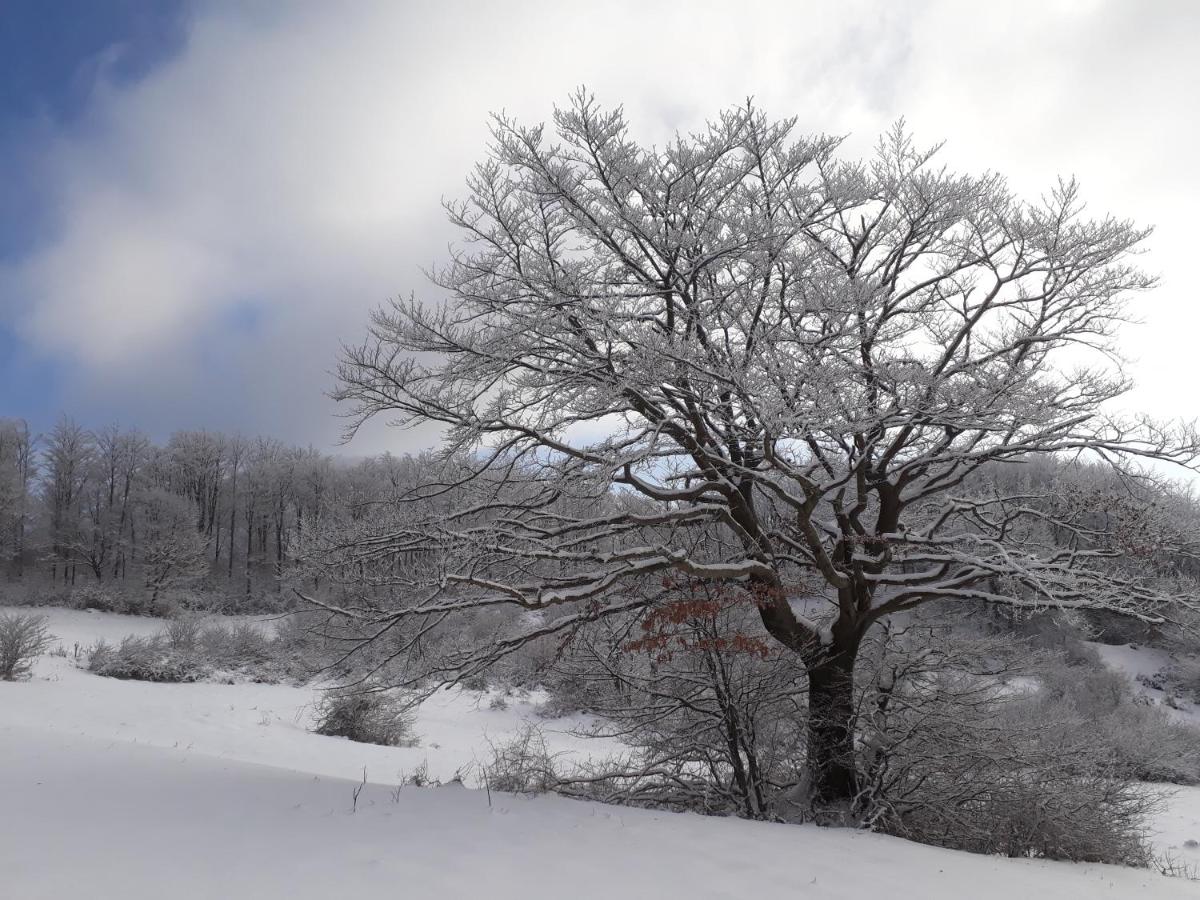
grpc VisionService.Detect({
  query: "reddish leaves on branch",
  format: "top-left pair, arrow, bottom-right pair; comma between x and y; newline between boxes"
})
624,577 -> 776,663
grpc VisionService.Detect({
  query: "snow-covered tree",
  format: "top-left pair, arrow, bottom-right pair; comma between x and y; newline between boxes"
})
41,417 -> 93,585
78,425 -> 149,581
135,487 -> 208,605
0,419 -> 35,576
329,94 -> 1200,810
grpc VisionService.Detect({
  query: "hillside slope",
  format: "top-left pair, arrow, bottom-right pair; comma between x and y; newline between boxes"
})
1,606 -> 1196,898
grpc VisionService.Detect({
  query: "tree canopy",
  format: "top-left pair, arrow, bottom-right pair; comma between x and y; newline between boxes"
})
329,92 -> 1200,807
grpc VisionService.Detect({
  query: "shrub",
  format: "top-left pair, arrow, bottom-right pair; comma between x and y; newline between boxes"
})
313,687 -> 418,747
854,624 -> 1200,868
482,725 -> 560,794
1033,656 -> 1200,784
197,621 -> 273,667
458,673 -> 490,692
0,613 -> 52,680
59,583 -> 175,617
72,583 -> 128,614
84,614 -> 327,685
1086,609 -> 1160,647
87,635 -> 207,683
0,582 -> 39,607
860,679 -> 1158,866
875,751 -> 1155,865
856,626 -> 1174,866
1167,652 -> 1200,704
163,616 -> 201,651
537,665 -> 608,718
538,586 -> 808,819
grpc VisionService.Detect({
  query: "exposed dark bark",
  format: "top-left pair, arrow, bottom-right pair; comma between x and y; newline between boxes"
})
804,645 -> 860,808
749,569 -> 865,810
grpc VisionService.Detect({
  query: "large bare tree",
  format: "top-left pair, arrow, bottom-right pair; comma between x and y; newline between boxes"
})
329,93 -> 1199,809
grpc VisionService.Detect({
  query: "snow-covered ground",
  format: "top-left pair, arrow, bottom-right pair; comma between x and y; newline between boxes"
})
2,606 -> 1198,898
0,605 -> 609,784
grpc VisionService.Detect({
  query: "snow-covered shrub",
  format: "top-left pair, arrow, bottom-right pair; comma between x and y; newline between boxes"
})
88,635 -> 208,683
2,583 -> 72,608
0,582 -> 37,607
457,673 -> 490,692
53,582 -> 176,617
860,685 -> 1156,865
273,612 -> 313,648
0,613 -> 52,680
875,748 -> 1155,865
269,614 -> 336,680
1031,656 -> 1200,784
72,583 -> 130,614
539,583 -> 808,819
313,688 -> 417,747
856,625 -> 1164,866
163,615 -> 201,651
1163,608 -> 1200,703
401,759 -> 433,787
537,648 -> 609,720
534,598 -> 1186,865
87,616 -> 323,685
198,621 -> 273,667
482,725 -> 559,794
1168,653 -> 1200,703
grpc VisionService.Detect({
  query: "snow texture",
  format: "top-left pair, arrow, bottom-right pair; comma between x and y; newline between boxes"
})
1,607 -> 1197,899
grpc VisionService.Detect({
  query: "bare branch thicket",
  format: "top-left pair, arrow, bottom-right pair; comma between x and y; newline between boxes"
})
541,578 -> 809,820
852,618 -> 1172,864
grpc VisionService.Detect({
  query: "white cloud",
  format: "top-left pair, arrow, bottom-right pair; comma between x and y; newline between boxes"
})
4,0 -> 1198,449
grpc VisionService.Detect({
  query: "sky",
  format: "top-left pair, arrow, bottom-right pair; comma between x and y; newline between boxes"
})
1,0 -> 1199,455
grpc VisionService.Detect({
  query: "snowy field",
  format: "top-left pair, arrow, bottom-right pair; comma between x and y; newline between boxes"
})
2,606 -> 1198,899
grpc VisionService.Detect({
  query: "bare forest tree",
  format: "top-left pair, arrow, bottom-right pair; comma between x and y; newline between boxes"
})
0,419 -> 35,576
134,487 -> 209,605
79,425 -> 149,582
327,94 -> 1200,811
42,418 -> 93,585
1,417 -> 363,612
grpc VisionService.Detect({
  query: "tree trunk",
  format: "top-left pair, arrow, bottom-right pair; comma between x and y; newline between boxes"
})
804,645 -> 859,810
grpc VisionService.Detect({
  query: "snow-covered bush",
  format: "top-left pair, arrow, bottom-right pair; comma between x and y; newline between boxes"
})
88,635 -> 208,682
56,582 -> 181,617
313,688 -> 417,747
859,673 -> 1156,864
538,584 -> 809,818
0,613 -> 52,680
482,725 -> 559,794
1031,655 -> 1200,785
535,669 -> 596,719
7,584 -> 48,608
87,616 -> 322,684
1168,653 -> 1200,703
73,583 -> 135,614
197,621 -> 273,668
856,624 -> 1174,865
1085,609 -> 1161,647
1163,608 -> 1200,704
874,746 -> 1155,866
163,615 -> 201,651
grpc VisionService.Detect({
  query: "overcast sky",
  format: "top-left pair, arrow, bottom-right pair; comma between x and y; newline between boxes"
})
2,0 -> 1198,454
